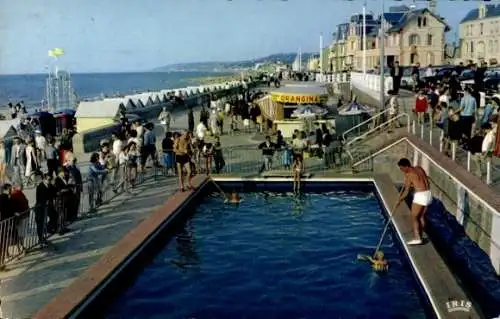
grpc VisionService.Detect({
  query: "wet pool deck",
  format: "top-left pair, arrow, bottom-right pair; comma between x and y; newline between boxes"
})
33,174 -> 482,319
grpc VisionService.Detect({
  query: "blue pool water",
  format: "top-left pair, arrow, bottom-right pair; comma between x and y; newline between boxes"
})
105,191 -> 429,319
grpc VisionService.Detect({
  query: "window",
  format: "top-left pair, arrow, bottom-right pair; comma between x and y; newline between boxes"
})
409,34 -> 419,45
489,40 -> 493,53
426,52 -> 434,65
480,23 -> 484,35
470,41 -> 474,53
410,53 -> 418,64
427,34 -> 433,46
478,41 -> 485,59
417,17 -> 422,28
465,42 -> 469,55
422,17 -> 427,27
495,40 -> 499,52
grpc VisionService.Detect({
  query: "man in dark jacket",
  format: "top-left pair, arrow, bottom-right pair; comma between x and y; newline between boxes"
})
390,61 -> 403,94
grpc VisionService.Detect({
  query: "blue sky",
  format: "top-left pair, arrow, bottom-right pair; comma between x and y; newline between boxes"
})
0,0 -> 478,74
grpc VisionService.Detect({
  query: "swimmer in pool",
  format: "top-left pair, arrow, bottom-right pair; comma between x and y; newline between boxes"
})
292,156 -> 303,192
227,190 -> 240,204
367,251 -> 388,272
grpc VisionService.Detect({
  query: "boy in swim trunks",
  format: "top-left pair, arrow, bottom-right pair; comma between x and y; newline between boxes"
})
292,155 -> 303,192
230,190 -> 241,204
396,158 -> 432,245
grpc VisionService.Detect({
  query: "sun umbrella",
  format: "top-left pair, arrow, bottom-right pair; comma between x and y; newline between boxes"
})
291,104 -> 328,118
338,101 -> 375,116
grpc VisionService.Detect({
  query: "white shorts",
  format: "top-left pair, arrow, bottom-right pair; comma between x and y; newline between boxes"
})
413,190 -> 432,207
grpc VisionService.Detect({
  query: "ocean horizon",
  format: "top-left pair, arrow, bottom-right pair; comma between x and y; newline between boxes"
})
0,71 -> 234,107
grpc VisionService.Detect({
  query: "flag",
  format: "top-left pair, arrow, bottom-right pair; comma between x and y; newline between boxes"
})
48,50 -> 55,57
52,48 -> 65,56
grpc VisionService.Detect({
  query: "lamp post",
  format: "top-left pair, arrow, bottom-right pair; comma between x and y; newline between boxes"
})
379,0 -> 385,110
362,1 -> 367,75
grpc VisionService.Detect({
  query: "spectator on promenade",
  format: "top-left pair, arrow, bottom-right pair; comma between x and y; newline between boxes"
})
35,130 -> 46,164
414,90 -> 428,124
54,168 -> 72,235
258,135 -> 277,172
162,132 -> 175,176
126,142 -> 139,188
387,90 -> 400,132
25,139 -> 39,187
390,61 -> 402,94
45,138 -> 59,178
10,137 -> 26,188
199,106 -> 209,128
35,174 -> 54,247
0,183 -> 14,269
88,152 -> 107,212
411,63 -> 421,92
0,140 -> 7,184
213,136 -> 225,174
188,106 -> 195,133
459,87 -> 477,140
9,186 -> 28,255
158,106 -> 172,133
66,158 -> 82,222
173,131 -> 193,192
141,122 -> 158,170
480,97 -> 496,126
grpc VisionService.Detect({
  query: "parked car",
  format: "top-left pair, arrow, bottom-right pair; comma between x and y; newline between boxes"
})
483,69 -> 500,92
421,66 -> 457,86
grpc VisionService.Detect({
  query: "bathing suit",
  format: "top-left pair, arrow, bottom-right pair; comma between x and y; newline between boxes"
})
413,190 -> 432,206
175,154 -> 190,165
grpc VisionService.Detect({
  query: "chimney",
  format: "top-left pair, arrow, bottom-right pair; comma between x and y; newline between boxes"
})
479,3 -> 487,19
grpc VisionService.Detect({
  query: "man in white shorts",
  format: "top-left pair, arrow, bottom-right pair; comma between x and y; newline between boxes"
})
395,158 -> 432,245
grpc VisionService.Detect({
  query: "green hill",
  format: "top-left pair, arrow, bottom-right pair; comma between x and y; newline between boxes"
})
152,52 -> 317,72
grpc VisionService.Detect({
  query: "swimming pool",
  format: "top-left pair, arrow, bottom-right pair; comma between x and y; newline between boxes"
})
104,184 -> 432,318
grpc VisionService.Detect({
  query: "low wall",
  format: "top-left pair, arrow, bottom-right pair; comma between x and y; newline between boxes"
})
363,134 -> 500,274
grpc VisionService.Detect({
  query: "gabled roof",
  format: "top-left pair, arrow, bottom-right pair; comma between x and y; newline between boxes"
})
0,121 -> 17,138
142,96 -> 154,106
75,100 -> 124,118
387,8 -> 450,33
152,94 -> 161,104
461,5 -> 500,24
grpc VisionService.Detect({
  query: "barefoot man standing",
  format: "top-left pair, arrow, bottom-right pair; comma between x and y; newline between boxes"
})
174,131 -> 193,192
395,158 -> 432,245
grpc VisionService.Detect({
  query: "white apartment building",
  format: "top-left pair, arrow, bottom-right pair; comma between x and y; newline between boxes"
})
459,4 -> 500,65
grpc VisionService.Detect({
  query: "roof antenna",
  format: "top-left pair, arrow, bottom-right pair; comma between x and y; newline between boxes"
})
409,0 -> 416,10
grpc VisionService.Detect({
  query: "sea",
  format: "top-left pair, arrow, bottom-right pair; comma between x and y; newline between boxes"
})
0,71 -> 233,108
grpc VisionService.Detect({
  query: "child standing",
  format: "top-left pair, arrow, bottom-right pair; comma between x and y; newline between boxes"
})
292,155 -> 303,192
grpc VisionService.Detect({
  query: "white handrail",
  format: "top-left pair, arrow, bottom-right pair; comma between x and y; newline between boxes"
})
342,108 -> 391,142
351,137 -> 406,168
346,113 -> 411,148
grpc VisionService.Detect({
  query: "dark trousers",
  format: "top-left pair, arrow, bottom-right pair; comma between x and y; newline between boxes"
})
460,115 -> 475,140
141,145 -> 157,166
35,206 -> 47,243
392,76 -> 401,93
47,159 -> 59,177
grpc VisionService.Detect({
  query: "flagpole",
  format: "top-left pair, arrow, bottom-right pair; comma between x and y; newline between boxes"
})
379,0 -> 385,110
362,2 -> 367,75
319,33 -> 324,74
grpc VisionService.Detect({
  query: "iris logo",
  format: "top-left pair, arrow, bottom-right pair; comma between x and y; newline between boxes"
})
446,300 -> 472,313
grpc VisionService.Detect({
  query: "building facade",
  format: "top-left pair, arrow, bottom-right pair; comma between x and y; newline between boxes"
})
330,5 -> 449,71
459,4 -> 500,65
331,23 -> 349,72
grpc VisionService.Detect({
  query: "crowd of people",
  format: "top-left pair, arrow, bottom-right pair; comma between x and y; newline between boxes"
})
387,61 -> 500,179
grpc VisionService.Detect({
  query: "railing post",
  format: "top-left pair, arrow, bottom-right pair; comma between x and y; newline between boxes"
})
429,128 -> 433,146
412,120 -> 416,134
451,142 -> 456,160
406,115 -> 411,132
439,130 -> 444,152
420,122 -> 424,139
467,151 -> 471,171
487,158 -> 492,185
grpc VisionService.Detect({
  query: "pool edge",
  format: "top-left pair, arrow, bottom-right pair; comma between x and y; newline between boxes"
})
32,174 -> 483,319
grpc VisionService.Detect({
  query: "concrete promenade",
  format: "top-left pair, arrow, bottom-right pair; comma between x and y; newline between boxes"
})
0,108 -> 260,318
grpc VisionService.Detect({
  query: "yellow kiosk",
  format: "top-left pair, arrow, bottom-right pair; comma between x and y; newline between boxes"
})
255,83 -> 330,138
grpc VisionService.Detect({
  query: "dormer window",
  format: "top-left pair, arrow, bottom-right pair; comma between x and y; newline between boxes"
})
479,6 -> 486,19
422,17 -> 427,27
417,17 -> 422,27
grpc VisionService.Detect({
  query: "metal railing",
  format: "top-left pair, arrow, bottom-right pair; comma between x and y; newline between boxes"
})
345,113 -> 411,149
411,121 -> 494,185
342,108 -> 392,142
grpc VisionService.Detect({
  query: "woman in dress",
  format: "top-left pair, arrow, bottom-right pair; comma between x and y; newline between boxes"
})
24,140 -> 39,187
414,90 -> 429,124
0,140 -> 7,183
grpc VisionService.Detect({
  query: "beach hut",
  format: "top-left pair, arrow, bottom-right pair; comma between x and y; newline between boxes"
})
128,95 -> 145,108
75,100 -> 125,132
153,93 -> 161,105
0,121 -> 18,139
141,95 -> 154,107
